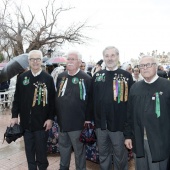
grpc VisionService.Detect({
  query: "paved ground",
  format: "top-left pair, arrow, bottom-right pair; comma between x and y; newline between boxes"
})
0,109 -> 135,170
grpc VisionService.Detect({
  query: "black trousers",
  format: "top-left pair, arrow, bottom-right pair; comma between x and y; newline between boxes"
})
24,130 -> 49,170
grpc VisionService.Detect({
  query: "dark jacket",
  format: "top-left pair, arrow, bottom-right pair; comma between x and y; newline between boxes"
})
124,78 -> 170,161
12,70 -> 55,131
157,70 -> 168,78
55,70 -> 92,132
0,80 -> 10,91
92,69 -> 133,131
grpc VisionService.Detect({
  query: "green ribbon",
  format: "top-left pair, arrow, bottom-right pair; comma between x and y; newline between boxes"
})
118,81 -> 121,103
155,92 -> 160,118
79,80 -> 83,100
38,86 -> 42,105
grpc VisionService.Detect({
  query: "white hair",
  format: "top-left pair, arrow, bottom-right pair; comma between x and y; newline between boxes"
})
103,46 -> 119,56
139,55 -> 159,65
66,50 -> 82,60
28,50 -> 43,59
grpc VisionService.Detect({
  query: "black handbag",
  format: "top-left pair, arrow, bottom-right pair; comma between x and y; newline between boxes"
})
79,122 -> 96,145
3,124 -> 24,144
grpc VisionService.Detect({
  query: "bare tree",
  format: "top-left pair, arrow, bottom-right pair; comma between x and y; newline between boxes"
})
138,50 -> 170,65
0,0 -> 93,59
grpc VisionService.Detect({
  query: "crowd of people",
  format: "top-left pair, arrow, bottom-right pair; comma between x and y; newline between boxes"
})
7,46 -> 170,170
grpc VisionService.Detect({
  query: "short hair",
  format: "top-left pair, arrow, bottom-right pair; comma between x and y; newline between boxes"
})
121,62 -> 131,71
96,59 -> 103,66
133,66 -> 140,73
102,46 -> 119,56
134,65 -> 139,69
66,50 -> 82,60
139,55 -> 159,66
28,50 -> 43,59
158,65 -> 163,70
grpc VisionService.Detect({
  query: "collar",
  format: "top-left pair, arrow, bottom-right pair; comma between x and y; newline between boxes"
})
68,68 -> 80,76
106,66 -> 118,71
144,74 -> 159,84
31,69 -> 42,77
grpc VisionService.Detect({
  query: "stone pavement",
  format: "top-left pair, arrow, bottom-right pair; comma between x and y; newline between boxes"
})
0,109 -> 135,170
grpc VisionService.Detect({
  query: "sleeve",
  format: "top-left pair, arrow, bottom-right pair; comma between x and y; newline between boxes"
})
11,77 -> 21,118
128,73 -> 134,90
54,75 -> 62,119
85,76 -> 94,121
123,87 -> 134,140
47,76 -> 56,120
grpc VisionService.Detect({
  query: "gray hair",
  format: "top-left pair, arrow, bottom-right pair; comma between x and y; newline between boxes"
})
66,50 -> 82,60
121,62 -> 131,71
102,46 -> 119,56
28,50 -> 43,59
139,55 -> 159,66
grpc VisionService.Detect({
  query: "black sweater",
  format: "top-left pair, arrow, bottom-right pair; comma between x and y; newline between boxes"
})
55,70 -> 92,132
92,68 -> 133,131
12,70 -> 55,131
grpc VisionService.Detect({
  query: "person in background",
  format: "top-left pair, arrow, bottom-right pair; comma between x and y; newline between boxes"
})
0,80 -> 10,103
51,65 -> 65,91
91,59 -> 103,76
121,62 -> 133,74
46,64 -> 55,74
0,80 -> 10,92
92,46 -> 133,170
132,65 -> 143,82
80,61 -> 86,71
124,55 -> 170,170
168,69 -> 170,80
157,65 -> 168,78
10,50 -> 55,170
87,65 -> 93,74
80,61 -> 92,77
55,50 -> 92,170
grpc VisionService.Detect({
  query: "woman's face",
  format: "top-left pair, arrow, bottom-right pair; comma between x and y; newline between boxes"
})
133,68 -> 140,76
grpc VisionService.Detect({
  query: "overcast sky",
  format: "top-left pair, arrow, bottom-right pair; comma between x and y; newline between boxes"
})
3,0 -> 170,64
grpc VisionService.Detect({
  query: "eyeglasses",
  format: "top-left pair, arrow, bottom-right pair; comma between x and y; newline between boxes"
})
139,63 -> 156,69
29,58 -> 41,62
67,58 -> 79,61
